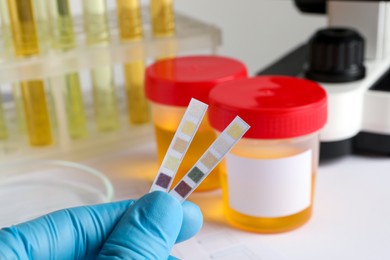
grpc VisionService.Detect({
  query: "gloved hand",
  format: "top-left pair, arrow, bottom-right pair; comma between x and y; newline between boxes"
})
0,191 -> 203,259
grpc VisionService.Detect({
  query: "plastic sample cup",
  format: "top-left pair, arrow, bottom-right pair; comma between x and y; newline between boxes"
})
145,55 -> 247,191
208,76 -> 327,233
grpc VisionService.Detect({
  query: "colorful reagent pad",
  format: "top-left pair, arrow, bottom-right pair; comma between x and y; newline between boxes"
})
150,98 -> 208,193
169,116 -> 249,202
150,98 -> 250,202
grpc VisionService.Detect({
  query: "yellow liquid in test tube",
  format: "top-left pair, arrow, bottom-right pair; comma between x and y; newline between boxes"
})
49,0 -> 88,139
1,0 -> 49,138
83,0 -> 119,132
0,92 -> 7,140
116,0 -> 150,124
0,1 -> 26,134
33,0 -> 50,53
91,66 -> 119,131
0,1 -> 9,139
150,0 -> 176,59
220,147 -> 315,233
154,122 -> 220,191
0,0 -> 12,53
7,0 -> 52,146
63,73 -> 88,138
12,85 -> 27,133
150,0 -> 175,37
20,80 -> 52,145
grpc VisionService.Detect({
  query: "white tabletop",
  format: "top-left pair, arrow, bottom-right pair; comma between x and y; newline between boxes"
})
86,141 -> 390,260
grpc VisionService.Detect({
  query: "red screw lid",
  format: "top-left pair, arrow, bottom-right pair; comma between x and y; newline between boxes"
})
208,76 -> 327,139
145,55 -> 248,106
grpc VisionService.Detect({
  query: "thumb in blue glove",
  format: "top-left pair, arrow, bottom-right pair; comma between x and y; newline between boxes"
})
0,191 -> 203,259
98,190 -> 200,259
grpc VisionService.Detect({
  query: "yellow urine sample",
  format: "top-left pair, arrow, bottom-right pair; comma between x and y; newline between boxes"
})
7,0 -> 39,56
49,0 -> 88,139
83,0 -> 120,131
123,61 -> 150,124
150,0 -> 175,38
7,0 -> 52,146
0,0 -> 13,54
150,0 -> 176,59
12,84 -> 27,133
221,147 -> 315,233
63,73 -> 88,139
0,92 -> 7,140
154,122 -> 220,191
91,66 -> 120,132
116,0 -> 150,124
21,80 -> 52,146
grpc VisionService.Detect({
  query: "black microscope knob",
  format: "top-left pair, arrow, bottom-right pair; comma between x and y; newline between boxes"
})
305,28 -> 365,83
294,0 -> 326,14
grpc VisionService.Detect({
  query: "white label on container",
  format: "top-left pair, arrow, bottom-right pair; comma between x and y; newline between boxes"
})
227,150 -> 312,218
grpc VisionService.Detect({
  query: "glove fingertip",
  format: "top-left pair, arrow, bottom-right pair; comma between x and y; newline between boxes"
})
176,200 -> 203,243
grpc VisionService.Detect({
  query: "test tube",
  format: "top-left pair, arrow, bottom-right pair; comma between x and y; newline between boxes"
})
0,92 -> 7,140
33,0 -> 50,53
7,0 -> 52,146
82,0 -> 119,132
0,0 -> 26,134
49,0 -> 88,139
0,0 -> 9,139
150,0 -> 176,59
11,85 -> 26,133
0,0 -> 12,52
116,0 -> 149,124
150,0 -> 175,37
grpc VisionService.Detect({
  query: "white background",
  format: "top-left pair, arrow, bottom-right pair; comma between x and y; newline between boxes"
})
173,0 -> 326,75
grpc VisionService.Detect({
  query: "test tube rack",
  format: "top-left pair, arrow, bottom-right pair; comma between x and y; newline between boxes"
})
0,7 -> 222,163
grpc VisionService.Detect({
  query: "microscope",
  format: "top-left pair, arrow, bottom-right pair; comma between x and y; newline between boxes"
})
258,0 -> 390,160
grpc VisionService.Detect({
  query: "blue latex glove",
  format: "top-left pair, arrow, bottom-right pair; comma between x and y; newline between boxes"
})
0,191 -> 203,259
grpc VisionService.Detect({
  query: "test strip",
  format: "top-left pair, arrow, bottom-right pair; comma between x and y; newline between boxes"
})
169,116 -> 250,202
150,98 -> 208,192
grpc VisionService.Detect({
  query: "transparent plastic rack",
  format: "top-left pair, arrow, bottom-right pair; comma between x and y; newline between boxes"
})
0,8 -> 222,163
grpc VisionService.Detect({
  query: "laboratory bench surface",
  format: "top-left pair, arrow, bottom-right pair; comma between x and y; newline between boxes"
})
85,141 -> 390,260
